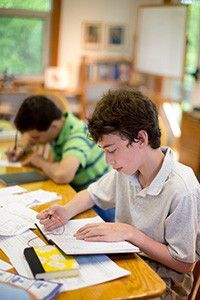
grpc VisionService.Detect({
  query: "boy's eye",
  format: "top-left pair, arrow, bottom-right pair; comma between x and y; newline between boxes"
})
108,149 -> 116,154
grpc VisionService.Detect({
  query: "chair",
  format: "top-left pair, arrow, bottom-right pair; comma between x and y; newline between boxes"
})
188,261 -> 200,300
33,89 -> 69,112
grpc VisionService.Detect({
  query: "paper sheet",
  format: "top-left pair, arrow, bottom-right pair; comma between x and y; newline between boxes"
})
0,159 -> 22,168
57,254 -> 130,291
0,259 -> 12,271
0,230 -> 45,278
0,185 -> 27,194
0,204 -> 37,236
17,189 -> 62,207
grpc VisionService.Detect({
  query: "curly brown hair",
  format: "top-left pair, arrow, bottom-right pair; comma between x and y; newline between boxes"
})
88,88 -> 161,149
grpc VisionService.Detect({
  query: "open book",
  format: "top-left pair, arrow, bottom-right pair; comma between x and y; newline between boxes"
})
36,216 -> 140,255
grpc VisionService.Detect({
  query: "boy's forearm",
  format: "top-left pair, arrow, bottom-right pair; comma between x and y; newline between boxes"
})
34,156 -> 79,184
128,227 -> 194,273
33,158 -> 70,183
64,190 -> 94,220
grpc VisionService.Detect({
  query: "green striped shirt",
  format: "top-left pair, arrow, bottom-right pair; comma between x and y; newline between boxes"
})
51,113 -> 110,191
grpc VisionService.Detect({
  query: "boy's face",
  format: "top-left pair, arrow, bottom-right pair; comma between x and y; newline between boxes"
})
27,126 -> 55,144
98,133 -> 143,176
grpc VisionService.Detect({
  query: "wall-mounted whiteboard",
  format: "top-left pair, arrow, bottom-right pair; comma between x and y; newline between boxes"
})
135,6 -> 187,78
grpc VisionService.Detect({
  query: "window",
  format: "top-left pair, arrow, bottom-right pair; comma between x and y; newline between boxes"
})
184,2 -> 200,102
0,0 -> 52,76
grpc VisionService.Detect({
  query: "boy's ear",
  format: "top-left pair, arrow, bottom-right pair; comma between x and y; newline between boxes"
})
51,120 -> 58,129
137,130 -> 148,146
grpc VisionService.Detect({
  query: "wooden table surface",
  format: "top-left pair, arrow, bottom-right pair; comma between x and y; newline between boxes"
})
0,141 -> 166,299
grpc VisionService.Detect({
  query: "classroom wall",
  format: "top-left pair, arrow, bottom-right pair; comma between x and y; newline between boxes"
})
57,0 -> 162,88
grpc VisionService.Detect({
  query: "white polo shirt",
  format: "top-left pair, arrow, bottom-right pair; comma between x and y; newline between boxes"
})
88,147 -> 200,297
88,147 -> 200,263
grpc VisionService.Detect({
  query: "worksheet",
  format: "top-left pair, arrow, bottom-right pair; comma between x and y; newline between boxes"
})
0,204 -> 37,235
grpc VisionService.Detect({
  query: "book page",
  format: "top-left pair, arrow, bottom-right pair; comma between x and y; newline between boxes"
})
38,216 -> 139,254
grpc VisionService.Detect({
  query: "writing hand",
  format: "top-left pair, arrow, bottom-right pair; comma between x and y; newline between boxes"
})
37,205 -> 68,231
6,147 -> 24,162
74,222 -> 134,242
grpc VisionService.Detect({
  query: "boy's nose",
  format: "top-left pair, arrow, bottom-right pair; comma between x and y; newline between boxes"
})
105,155 -> 115,166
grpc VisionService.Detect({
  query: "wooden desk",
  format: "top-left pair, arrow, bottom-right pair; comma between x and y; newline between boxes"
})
0,143 -> 166,299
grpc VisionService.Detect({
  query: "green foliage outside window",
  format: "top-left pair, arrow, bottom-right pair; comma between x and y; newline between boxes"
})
184,2 -> 200,96
0,0 -> 51,76
0,0 -> 51,11
0,17 -> 43,75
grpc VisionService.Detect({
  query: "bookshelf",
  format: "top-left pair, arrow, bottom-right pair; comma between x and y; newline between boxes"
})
79,56 -> 132,117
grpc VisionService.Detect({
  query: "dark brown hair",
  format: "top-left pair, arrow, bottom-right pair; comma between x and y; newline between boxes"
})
14,95 -> 62,132
88,88 -> 161,149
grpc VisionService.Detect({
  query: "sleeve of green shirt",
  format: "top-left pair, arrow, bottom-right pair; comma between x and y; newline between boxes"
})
62,134 -> 92,168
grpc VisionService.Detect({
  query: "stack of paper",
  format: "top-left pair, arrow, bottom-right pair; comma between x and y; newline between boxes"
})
18,189 -> 62,207
0,187 -> 62,207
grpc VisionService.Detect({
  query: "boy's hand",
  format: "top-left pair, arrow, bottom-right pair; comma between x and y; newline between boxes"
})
37,205 -> 68,231
6,147 -> 24,162
74,222 -> 134,242
22,153 -> 43,167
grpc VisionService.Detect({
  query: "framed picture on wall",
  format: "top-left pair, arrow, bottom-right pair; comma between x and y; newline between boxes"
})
82,22 -> 103,50
105,24 -> 127,50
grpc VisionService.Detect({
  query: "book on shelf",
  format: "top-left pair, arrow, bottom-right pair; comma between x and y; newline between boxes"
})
87,61 -> 131,82
24,245 -> 80,280
35,216 -> 140,255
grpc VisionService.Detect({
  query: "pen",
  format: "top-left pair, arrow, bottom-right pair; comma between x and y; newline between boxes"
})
13,131 -> 18,151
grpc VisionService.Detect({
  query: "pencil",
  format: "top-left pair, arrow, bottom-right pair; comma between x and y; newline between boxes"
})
13,131 -> 18,151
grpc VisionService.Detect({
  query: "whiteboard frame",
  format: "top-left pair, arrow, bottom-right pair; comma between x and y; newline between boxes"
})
134,5 -> 188,79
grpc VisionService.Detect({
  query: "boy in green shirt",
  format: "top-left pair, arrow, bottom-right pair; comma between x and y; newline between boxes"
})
6,95 -> 114,221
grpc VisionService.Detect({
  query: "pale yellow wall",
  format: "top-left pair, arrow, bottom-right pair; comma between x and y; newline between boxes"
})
57,0 -> 162,88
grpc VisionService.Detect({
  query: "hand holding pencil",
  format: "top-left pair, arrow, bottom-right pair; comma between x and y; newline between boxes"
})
6,131 -> 25,162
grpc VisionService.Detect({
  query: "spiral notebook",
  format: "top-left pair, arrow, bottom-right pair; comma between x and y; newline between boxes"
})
0,170 -> 48,186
